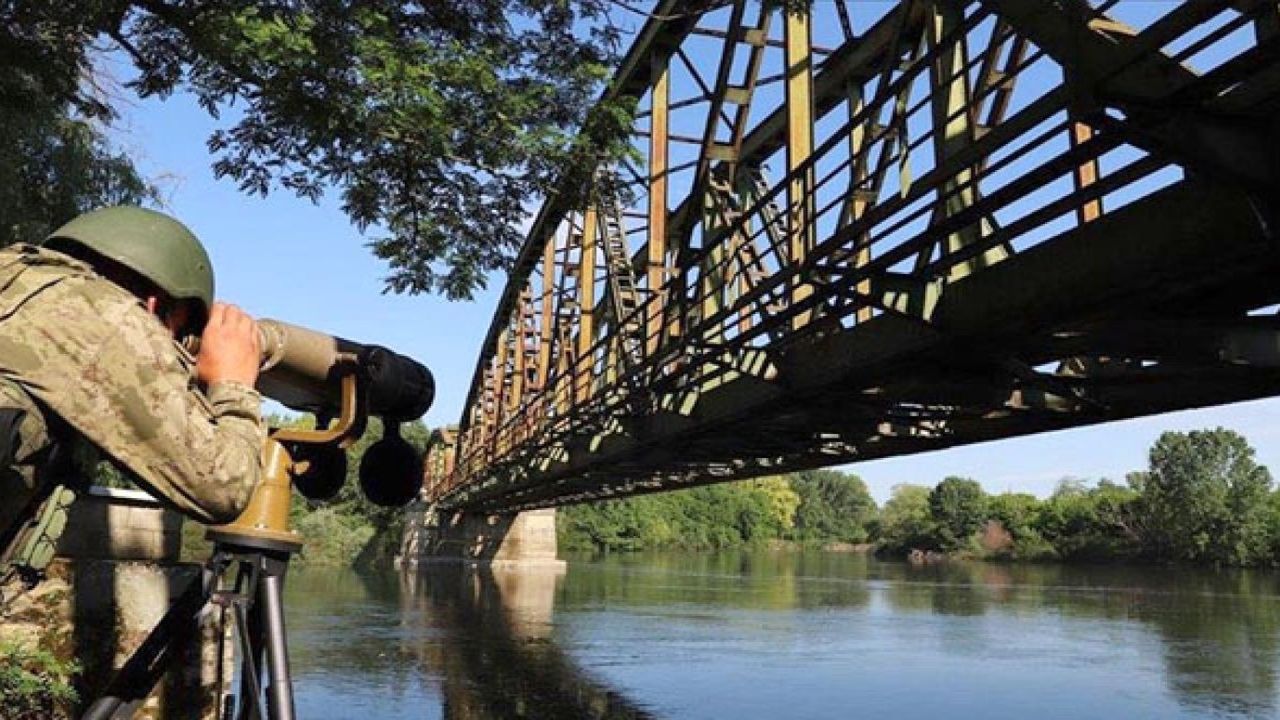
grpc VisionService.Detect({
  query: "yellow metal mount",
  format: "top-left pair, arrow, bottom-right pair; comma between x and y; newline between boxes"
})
207,371 -> 364,552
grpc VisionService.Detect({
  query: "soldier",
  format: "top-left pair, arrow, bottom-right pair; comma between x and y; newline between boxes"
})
0,206 -> 265,595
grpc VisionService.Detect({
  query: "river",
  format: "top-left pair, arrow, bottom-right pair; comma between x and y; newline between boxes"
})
282,552 -> 1280,719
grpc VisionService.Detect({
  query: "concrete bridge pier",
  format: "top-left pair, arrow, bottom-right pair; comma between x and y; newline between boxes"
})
398,504 -> 566,572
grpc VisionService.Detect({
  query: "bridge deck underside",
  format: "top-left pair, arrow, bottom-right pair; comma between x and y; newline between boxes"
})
431,0 -> 1280,513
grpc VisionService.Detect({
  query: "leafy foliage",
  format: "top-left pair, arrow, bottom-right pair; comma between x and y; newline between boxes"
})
0,102 -> 156,246
0,0 -> 159,244
1037,478 -> 1141,561
876,484 -> 935,554
1137,428 -> 1273,566
985,492 -> 1041,543
0,641 -> 79,720
2,0 -> 636,298
985,492 -> 1053,559
559,471 -> 877,553
291,504 -> 376,566
928,476 -> 987,551
789,469 -> 875,544
874,428 -> 1279,567
751,475 -> 802,537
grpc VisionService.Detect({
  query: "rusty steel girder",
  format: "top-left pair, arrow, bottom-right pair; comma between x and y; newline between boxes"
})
429,0 -> 1280,513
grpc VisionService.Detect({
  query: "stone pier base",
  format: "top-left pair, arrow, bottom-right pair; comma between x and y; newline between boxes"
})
0,488 -> 225,719
399,505 -> 566,571
1,559 -> 224,719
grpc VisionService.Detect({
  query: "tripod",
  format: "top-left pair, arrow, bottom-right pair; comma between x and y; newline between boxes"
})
80,372 -> 366,720
208,533 -> 300,720
80,530 -> 301,720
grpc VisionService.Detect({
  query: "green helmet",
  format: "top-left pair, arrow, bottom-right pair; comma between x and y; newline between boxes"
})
44,206 -> 215,318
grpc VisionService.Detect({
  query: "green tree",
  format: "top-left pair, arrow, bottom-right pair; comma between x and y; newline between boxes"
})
1037,478 -> 1141,561
877,484 -> 935,554
1037,482 -> 1094,558
986,492 -> 1041,540
986,492 -> 1054,559
1090,479 -> 1142,543
0,114 -> 155,246
749,475 -> 801,538
1125,471 -> 1150,493
1267,489 -> 1280,561
1,4 -> 156,243
789,469 -> 876,544
1136,428 -> 1273,565
558,495 -> 680,552
927,476 -> 987,551
558,478 -> 800,553
3,1 -> 632,298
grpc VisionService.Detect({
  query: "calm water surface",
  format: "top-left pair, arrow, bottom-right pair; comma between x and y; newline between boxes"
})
284,552 -> 1280,719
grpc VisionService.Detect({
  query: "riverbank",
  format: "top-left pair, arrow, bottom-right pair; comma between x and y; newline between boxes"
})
560,428 -> 1280,570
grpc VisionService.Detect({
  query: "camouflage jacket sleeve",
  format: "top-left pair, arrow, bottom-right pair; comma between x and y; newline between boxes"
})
0,259 -> 265,524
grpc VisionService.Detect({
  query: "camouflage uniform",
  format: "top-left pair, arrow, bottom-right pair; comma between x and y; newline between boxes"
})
0,243 -> 265,530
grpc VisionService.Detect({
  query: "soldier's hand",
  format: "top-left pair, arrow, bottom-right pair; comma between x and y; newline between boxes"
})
197,302 -> 261,387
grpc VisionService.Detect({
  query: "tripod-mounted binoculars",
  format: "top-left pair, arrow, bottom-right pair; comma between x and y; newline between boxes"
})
84,320 -> 435,720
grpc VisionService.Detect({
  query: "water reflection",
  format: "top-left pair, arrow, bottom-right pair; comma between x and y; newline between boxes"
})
1125,570 -> 1280,718
399,565 -> 654,720
866,559 -> 1280,718
556,550 -> 872,611
286,554 -> 1280,720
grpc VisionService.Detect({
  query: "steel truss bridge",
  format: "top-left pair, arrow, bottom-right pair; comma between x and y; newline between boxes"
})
425,0 -> 1280,514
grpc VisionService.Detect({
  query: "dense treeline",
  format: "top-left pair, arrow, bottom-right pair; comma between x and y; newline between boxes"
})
563,428 -> 1280,568
878,427 -> 1280,566
559,471 -> 876,552
162,424 -> 1280,567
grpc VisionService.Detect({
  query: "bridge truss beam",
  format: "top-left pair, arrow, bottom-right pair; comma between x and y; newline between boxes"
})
431,0 -> 1280,513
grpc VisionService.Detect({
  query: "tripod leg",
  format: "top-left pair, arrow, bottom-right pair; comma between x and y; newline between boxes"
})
232,559 -> 266,720
230,599 -> 266,720
259,557 -> 296,720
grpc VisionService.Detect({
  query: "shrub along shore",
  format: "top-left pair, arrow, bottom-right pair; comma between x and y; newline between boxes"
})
560,427 -> 1280,568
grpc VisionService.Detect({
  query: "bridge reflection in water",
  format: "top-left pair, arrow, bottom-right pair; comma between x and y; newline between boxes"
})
285,564 -> 652,720
283,556 -> 1280,720
397,566 -> 653,720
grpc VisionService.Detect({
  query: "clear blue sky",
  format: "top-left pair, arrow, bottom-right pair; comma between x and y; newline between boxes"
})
105,3 -> 1280,504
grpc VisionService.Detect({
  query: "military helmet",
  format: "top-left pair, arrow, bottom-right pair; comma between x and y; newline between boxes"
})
44,206 -> 215,318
